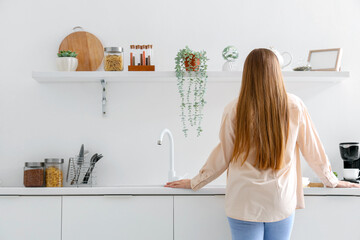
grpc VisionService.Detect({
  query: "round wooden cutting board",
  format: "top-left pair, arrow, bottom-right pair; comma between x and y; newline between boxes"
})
59,29 -> 104,71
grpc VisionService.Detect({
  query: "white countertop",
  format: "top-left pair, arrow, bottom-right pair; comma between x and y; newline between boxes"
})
0,185 -> 224,196
0,185 -> 360,196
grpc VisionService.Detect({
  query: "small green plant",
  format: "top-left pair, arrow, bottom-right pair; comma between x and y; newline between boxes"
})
57,50 -> 78,58
175,46 -> 209,137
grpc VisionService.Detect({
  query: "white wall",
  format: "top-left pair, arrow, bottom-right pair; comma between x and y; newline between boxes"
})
0,0 -> 359,186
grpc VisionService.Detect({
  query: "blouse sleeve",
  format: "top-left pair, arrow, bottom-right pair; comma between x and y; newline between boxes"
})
297,103 -> 339,188
191,104 -> 236,191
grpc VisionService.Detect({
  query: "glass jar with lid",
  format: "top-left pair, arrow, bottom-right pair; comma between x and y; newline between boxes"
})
104,47 -> 124,71
24,162 -> 45,187
44,158 -> 64,187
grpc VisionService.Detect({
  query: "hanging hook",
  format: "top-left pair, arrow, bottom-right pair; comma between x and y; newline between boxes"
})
72,26 -> 84,32
101,79 -> 107,116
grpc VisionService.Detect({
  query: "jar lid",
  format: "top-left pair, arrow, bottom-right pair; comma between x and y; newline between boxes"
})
25,162 -> 44,167
44,158 -> 64,164
104,47 -> 123,53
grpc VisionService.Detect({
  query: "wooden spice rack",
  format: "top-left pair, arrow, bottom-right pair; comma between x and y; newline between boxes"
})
128,65 -> 155,71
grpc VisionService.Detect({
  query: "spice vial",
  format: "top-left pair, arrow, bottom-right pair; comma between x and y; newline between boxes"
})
130,45 -> 134,66
148,45 -> 153,66
104,47 -> 124,71
135,45 -> 140,65
24,162 -> 45,187
44,158 -> 64,187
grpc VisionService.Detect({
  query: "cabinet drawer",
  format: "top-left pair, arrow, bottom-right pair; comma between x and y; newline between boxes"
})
62,195 -> 173,240
292,196 -> 360,239
0,196 -> 61,240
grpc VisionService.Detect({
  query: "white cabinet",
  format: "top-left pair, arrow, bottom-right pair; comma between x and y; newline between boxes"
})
292,196 -> 360,240
1,194 -> 357,240
0,196 -> 61,240
62,196 -> 173,240
174,196 -> 231,240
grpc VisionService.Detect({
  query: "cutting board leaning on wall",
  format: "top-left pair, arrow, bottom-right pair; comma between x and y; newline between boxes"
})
59,27 -> 104,71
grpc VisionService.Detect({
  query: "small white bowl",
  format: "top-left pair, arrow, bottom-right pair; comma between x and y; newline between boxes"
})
302,177 -> 310,188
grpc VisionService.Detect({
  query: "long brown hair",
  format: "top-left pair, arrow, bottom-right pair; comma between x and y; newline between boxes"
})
231,48 -> 289,170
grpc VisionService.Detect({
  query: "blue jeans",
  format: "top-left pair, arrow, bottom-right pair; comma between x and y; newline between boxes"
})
227,213 -> 295,240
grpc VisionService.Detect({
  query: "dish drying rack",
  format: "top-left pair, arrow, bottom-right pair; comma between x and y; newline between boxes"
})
66,157 -> 96,187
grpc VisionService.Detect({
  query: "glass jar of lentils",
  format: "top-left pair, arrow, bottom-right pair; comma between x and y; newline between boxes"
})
44,158 -> 64,187
24,162 -> 45,187
104,47 -> 124,71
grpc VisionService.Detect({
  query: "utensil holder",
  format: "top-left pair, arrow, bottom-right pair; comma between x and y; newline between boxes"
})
67,157 -> 96,187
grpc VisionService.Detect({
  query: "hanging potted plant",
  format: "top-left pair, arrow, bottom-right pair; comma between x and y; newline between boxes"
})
56,50 -> 78,71
175,46 -> 209,137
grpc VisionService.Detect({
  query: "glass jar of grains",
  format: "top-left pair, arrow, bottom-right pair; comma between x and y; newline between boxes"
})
24,162 -> 45,187
44,158 -> 64,187
104,47 -> 124,71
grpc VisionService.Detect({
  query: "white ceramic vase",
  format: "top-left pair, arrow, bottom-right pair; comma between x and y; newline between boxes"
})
56,57 -> 78,71
222,61 -> 239,71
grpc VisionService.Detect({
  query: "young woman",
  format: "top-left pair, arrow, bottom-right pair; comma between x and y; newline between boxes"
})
165,48 -> 360,240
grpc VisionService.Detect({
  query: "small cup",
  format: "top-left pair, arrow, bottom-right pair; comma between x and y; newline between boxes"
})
343,168 -> 360,180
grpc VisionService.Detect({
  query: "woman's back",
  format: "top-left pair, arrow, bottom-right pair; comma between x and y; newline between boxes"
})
191,93 -> 337,221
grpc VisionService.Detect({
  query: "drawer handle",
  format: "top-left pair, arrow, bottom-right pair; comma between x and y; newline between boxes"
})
102,195 -> 134,198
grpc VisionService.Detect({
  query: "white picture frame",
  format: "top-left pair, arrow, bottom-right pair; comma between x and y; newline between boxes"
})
308,48 -> 343,71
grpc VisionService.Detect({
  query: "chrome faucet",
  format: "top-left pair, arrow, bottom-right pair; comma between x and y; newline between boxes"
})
157,128 -> 179,182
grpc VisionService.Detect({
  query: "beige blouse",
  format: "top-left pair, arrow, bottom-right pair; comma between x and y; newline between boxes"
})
190,93 -> 339,222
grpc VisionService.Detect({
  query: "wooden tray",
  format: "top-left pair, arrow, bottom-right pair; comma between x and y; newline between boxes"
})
308,182 -> 324,188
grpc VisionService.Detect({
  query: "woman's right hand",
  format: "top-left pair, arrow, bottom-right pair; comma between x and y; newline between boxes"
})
335,180 -> 360,188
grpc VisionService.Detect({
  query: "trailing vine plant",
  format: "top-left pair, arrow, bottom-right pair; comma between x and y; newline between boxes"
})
175,46 -> 209,137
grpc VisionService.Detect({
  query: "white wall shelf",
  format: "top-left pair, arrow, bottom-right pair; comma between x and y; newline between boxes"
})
32,71 -> 350,115
32,71 -> 350,83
